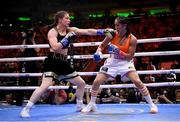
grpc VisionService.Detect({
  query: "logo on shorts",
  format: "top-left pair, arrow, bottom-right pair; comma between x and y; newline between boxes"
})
128,66 -> 135,69
101,67 -> 108,72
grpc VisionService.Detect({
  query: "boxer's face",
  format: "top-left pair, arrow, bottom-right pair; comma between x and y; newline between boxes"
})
60,13 -> 71,27
114,19 -> 127,33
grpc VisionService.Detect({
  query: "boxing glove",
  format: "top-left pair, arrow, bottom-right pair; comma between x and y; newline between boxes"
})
108,44 -> 125,59
97,29 -> 115,37
60,31 -> 76,49
93,51 -> 103,62
108,44 -> 120,55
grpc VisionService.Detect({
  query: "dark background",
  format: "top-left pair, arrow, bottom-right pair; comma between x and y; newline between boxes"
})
0,0 -> 179,29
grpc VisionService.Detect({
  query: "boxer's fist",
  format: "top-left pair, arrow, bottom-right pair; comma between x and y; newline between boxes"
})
60,32 -> 76,49
93,51 -> 103,62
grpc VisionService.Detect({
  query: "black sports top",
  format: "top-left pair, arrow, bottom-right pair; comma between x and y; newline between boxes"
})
49,27 -> 69,48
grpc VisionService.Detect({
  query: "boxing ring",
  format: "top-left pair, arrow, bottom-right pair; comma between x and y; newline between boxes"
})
0,104 -> 180,121
0,37 -> 180,122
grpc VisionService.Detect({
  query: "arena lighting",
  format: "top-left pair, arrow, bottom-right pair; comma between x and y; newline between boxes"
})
17,17 -> 31,21
149,8 -> 170,15
89,14 -> 104,18
70,16 -> 75,20
116,12 -> 134,17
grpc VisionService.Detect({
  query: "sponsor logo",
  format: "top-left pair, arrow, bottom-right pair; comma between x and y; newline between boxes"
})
101,67 -> 108,72
128,65 -> 135,69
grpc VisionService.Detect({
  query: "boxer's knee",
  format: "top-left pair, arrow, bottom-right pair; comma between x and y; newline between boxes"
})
132,78 -> 144,89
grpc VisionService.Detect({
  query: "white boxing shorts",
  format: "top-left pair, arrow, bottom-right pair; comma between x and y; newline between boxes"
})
99,58 -> 136,79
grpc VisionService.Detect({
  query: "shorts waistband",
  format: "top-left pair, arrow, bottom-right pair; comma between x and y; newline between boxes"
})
50,52 -> 67,61
109,54 -> 121,60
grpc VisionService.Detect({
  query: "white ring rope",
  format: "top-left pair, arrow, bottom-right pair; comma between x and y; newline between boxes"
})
0,37 -> 179,90
137,37 -> 180,43
0,82 -> 180,90
73,37 -> 180,47
0,69 -> 179,77
0,50 -> 180,62
0,57 -> 46,62
0,37 -> 179,49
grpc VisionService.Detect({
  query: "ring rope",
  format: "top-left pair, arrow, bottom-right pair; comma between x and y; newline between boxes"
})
0,82 -> 180,90
73,37 -> 180,47
0,57 -> 46,62
0,37 -> 179,49
0,50 -> 180,62
0,69 -> 179,77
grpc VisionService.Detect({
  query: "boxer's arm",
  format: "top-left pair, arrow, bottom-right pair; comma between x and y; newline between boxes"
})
48,29 -> 62,51
69,27 -> 98,36
93,36 -> 112,62
123,36 -> 137,61
98,36 -> 112,52
69,27 -> 114,39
